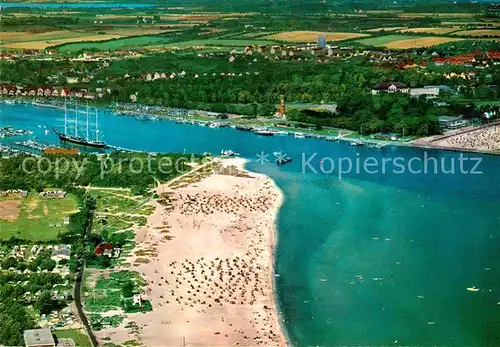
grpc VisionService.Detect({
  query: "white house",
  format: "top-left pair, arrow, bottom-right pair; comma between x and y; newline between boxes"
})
51,247 -> 71,262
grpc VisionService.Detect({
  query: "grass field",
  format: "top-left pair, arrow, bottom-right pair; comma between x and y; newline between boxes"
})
53,330 -> 92,347
355,35 -> 417,46
452,29 -> 500,37
266,30 -> 370,42
90,188 -> 142,214
57,35 -> 172,52
84,270 -> 146,312
0,193 -> 78,241
399,27 -> 460,34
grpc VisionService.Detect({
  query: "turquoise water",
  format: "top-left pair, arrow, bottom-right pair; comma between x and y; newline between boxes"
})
2,104 -> 500,345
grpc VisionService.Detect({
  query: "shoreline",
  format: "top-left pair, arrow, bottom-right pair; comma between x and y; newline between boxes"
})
98,158 -> 287,346
2,101 -> 500,157
242,159 -> 292,347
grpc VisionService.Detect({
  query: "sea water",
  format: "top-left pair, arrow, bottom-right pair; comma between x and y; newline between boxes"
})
2,104 -> 499,345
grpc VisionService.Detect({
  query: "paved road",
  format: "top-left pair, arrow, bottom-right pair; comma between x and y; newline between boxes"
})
73,202 -> 99,347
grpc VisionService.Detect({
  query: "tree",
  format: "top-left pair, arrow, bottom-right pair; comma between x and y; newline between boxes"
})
39,259 -> 56,272
35,291 -> 55,315
122,281 -> 134,298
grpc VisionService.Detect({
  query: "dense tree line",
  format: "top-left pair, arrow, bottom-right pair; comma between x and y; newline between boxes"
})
0,299 -> 35,346
0,152 -> 198,193
288,93 -> 441,135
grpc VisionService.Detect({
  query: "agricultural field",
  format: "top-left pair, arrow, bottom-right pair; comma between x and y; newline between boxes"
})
0,25 -> 181,50
355,35 -> 417,46
161,38 -> 278,49
0,192 -> 78,241
441,21 -> 500,27
399,27 -> 460,34
355,34 -> 464,49
364,26 -> 408,33
398,12 -> 479,18
452,29 -> 500,37
95,27 -> 176,37
384,37 -> 464,49
56,35 -> 173,52
0,29 -> 121,49
266,30 -> 370,43
239,31 -> 275,38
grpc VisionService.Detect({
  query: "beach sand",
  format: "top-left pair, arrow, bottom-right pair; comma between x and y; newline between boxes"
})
412,123 -> 500,154
99,158 -> 287,346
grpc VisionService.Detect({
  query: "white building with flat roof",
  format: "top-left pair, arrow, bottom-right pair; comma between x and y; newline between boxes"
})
23,329 -> 55,347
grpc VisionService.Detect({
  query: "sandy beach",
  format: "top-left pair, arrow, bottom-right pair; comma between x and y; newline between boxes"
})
412,122 -> 500,154
99,158 -> 287,346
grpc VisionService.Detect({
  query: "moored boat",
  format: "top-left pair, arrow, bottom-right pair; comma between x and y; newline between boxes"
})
253,128 -> 274,136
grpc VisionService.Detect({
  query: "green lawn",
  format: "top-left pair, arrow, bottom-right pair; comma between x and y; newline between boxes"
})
355,35 -> 418,46
90,189 -> 140,214
85,271 -> 146,312
0,193 -> 79,241
57,35 -> 172,52
54,330 -> 92,347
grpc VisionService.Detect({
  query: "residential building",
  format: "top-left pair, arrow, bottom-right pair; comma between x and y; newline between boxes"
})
371,82 -> 410,95
438,115 -> 468,130
410,87 -> 440,98
23,329 -> 56,347
51,247 -> 71,262
66,77 -> 79,84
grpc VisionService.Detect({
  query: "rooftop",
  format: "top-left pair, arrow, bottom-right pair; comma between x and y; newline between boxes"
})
373,82 -> 408,90
23,329 -> 55,347
438,115 -> 463,122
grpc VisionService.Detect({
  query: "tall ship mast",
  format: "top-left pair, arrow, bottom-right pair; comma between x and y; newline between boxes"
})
64,97 -> 68,135
86,103 -> 90,142
53,100 -> 107,149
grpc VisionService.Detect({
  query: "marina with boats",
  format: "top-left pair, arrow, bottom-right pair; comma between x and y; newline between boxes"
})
0,101 -> 394,161
1,100 -> 395,149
